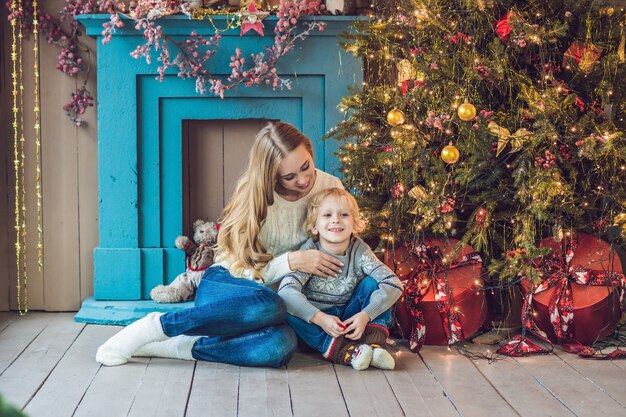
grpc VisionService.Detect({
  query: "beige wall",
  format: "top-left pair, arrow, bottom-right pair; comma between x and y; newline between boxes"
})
1,0 -> 98,311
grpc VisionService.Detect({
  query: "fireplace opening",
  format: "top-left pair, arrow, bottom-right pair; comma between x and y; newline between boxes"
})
181,119 -> 275,235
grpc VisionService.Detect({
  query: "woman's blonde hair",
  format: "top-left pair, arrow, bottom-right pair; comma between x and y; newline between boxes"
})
216,121 -> 313,280
304,187 -> 365,239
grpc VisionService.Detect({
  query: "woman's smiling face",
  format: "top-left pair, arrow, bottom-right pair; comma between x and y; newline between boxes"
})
275,144 -> 316,200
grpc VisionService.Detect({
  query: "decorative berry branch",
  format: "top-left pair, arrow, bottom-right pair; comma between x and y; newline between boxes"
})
6,0 -> 106,125
6,0 -> 328,125
111,0 -> 326,97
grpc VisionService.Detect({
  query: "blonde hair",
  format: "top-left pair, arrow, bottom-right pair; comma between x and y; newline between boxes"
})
304,187 -> 365,239
216,121 -> 313,280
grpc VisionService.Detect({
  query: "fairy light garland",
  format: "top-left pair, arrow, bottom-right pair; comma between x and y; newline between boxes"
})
10,0 -> 20,311
191,8 -> 241,31
33,0 -> 43,273
10,0 -> 27,315
8,0 -> 44,315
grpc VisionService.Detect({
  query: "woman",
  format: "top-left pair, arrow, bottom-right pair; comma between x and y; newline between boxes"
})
96,121 -> 344,367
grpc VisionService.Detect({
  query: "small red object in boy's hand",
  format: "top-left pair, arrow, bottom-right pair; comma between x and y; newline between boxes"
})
337,323 -> 347,329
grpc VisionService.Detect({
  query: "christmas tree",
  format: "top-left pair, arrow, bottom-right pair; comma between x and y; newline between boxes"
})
329,0 -> 626,283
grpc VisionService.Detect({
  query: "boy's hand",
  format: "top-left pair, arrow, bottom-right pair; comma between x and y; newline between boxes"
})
311,311 -> 347,338
343,311 -> 370,340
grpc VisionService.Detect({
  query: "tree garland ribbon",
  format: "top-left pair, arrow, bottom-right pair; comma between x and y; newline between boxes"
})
401,243 -> 482,352
498,235 -> 626,359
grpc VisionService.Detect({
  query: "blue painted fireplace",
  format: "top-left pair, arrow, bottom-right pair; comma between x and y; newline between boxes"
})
74,15 -> 362,323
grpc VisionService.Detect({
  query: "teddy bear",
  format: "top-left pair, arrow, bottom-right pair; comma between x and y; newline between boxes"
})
150,219 -> 219,303
324,0 -> 356,15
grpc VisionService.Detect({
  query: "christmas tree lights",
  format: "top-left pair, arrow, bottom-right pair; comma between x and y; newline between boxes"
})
329,0 -> 626,283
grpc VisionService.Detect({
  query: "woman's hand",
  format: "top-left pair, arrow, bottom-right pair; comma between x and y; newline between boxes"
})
288,250 -> 343,278
343,311 -> 370,340
311,311 -> 347,338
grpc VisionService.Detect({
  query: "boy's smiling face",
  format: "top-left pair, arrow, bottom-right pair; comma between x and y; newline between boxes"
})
311,196 -> 354,251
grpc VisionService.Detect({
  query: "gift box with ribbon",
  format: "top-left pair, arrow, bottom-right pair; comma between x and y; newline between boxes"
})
384,238 -> 488,352
562,41 -> 602,74
518,233 -> 625,347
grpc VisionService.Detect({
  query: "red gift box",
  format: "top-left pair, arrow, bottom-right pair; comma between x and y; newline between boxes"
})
520,233 -> 624,346
385,238 -> 488,350
562,41 -> 602,74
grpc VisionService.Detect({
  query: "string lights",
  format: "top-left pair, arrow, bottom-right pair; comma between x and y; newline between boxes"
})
11,0 -> 27,315
9,0 -> 45,314
33,0 -> 43,272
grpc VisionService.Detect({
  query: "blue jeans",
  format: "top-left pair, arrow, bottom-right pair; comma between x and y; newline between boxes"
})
159,266 -> 297,368
286,277 -> 392,354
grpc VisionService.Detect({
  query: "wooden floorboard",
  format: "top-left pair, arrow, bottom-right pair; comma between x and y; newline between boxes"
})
552,350 -> 626,409
335,363 -> 405,417
388,347 -> 459,417
0,312 -> 56,375
419,346 -> 518,417
0,313 -> 85,409
0,313 -> 624,417
467,345 -> 575,417
186,361 -> 239,417
238,366 -> 292,417
287,351 -> 349,417
126,358 -> 196,417
22,324 -> 118,417
0,312 -> 17,332
514,352 -> 626,416
73,356 -> 150,417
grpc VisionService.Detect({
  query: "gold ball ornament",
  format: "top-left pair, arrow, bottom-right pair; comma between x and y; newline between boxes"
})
457,102 -> 477,122
386,108 -> 406,126
441,143 -> 460,164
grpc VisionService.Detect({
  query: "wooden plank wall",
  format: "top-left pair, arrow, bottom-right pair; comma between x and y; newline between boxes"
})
0,5 -> 10,312
183,119 -> 266,232
0,0 -> 98,311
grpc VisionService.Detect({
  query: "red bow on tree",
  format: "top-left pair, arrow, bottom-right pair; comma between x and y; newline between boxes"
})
495,11 -> 514,43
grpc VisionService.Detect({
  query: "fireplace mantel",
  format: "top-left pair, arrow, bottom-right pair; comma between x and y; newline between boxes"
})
74,14 -> 363,324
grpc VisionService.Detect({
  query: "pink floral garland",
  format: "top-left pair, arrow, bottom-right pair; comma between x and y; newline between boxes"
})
111,1 -> 326,98
6,0 -> 326,124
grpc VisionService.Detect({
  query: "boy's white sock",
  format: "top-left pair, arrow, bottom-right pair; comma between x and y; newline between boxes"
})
96,312 -> 167,366
370,347 -> 395,370
133,335 -> 200,361
349,344 -> 373,371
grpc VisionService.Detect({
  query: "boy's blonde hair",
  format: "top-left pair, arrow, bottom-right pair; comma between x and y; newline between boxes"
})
216,121 -> 314,280
304,187 -> 365,239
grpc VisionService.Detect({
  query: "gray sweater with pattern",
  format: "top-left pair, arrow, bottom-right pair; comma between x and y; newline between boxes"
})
277,237 -> 404,323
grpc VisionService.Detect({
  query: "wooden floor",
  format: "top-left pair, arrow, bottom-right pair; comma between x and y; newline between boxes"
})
0,312 -> 625,417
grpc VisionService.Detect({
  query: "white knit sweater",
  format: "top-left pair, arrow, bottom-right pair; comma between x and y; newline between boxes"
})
214,169 -> 343,287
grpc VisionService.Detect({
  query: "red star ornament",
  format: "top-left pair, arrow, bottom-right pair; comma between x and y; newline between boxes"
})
240,2 -> 269,36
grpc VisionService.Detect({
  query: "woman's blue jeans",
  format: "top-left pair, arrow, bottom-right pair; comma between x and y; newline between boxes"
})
159,266 -> 297,368
285,277 -> 392,354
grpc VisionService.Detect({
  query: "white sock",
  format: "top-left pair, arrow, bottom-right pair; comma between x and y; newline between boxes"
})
133,335 -> 200,361
96,312 -> 167,366
370,347 -> 395,370
350,344 -> 373,371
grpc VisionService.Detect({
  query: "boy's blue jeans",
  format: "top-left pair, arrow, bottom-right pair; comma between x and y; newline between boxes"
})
286,277 -> 392,354
159,266 -> 297,368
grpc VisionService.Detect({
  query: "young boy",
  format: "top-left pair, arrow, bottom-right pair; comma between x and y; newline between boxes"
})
278,188 -> 403,370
